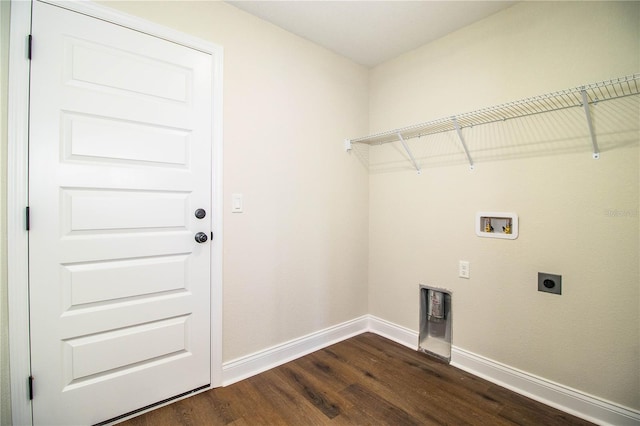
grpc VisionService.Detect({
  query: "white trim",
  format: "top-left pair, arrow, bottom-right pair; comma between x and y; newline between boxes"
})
171,314 -> 640,425
222,314 -> 639,426
220,315 -> 418,386
367,315 -> 418,350
370,317 -> 640,425
222,316 -> 369,386
365,317 -> 640,426
451,347 -> 640,426
7,1 -> 224,424
210,45 -> 224,387
40,0 -> 216,55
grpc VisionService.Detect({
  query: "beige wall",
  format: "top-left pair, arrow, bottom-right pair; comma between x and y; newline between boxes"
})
2,0 -> 639,421
94,1 -> 371,361
1,1 -> 12,424
1,1 -> 369,421
368,1 -> 639,410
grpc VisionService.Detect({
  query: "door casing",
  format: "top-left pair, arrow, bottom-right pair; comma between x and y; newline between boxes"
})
7,1 -> 224,423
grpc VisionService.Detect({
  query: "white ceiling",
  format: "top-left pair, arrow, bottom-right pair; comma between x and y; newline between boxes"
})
226,1 -> 516,67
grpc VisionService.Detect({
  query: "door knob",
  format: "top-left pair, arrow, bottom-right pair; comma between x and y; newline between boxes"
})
195,208 -> 206,219
194,232 -> 208,243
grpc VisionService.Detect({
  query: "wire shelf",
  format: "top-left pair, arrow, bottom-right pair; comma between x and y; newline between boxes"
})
349,73 -> 640,147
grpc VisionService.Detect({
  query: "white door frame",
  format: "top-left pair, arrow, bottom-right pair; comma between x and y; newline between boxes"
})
7,1 -> 224,424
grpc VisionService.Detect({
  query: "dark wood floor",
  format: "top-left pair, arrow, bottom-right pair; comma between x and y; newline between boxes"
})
119,333 -> 593,425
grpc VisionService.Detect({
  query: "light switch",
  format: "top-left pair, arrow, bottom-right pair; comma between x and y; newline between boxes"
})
459,261 -> 470,279
232,193 -> 243,213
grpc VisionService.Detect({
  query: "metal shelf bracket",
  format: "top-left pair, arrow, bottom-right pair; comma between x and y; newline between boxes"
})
397,132 -> 421,174
580,89 -> 600,159
452,117 -> 475,170
344,139 -> 352,152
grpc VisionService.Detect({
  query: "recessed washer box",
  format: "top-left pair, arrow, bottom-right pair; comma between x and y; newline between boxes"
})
476,212 -> 518,240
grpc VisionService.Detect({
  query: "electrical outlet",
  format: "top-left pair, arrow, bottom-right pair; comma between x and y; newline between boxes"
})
538,272 -> 561,295
459,261 -> 470,279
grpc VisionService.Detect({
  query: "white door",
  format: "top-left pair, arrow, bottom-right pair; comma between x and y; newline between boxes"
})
28,2 -> 213,424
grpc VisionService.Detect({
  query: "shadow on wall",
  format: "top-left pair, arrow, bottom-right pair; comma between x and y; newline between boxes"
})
351,94 -> 639,174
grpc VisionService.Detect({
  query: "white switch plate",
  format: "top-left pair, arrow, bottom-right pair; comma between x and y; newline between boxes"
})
231,193 -> 243,213
459,261 -> 470,279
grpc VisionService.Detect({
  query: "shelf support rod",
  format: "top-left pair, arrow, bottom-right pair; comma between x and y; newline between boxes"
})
452,117 -> 475,170
580,89 -> 600,159
397,133 -> 421,174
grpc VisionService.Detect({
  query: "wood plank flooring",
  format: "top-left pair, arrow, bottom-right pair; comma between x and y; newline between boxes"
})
119,333 -> 593,425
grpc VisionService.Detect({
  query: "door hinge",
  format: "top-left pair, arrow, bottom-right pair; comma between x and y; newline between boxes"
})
25,206 -> 30,231
27,35 -> 32,60
28,376 -> 34,400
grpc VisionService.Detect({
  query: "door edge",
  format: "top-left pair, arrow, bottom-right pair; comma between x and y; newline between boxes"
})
8,1 -> 34,424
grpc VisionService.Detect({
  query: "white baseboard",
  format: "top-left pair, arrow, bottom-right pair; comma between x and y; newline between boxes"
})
222,315 -> 369,386
222,315 -> 639,426
367,315 -> 418,350
451,346 -> 640,426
